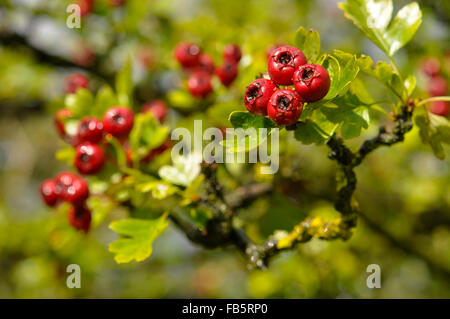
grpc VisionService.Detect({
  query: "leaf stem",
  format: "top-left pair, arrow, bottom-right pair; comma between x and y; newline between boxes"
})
416,96 -> 450,107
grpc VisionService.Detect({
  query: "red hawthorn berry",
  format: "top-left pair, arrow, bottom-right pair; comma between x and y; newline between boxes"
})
244,78 -> 277,116
40,179 -> 59,207
75,0 -> 93,17
430,101 -> 449,117
187,71 -> 213,98
54,109 -> 72,138
175,43 -> 202,68
103,107 -> 134,137
196,53 -> 215,74
65,73 -> 89,94
223,44 -> 242,63
55,172 -> 89,205
77,117 -> 103,144
215,61 -> 238,87
293,64 -> 330,102
268,46 -> 307,85
421,58 -> 441,77
267,89 -> 303,126
74,142 -> 105,175
68,204 -> 92,233
428,76 -> 448,97
141,139 -> 172,163
142,100 -> 168,122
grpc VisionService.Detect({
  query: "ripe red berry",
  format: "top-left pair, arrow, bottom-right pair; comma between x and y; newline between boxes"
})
293,64 -> 330,102
54,108 -> 72,138
421,58 -> 441,77
428,76 -> 448,97
268,46 -> 307,85
77,117 -> 103,143
215,61 -> 238,87
40,179 -> 59,207
142,100 -> 168,122
187,71 -> 213,98
68,204 -> 92,233
103,107 -> 134,137
75,142 -> 105,175
76,0 -> 93,17
65,73 -> 89,94
267,89 -> 303,126
197,53 -> 215,74
175,43 -> 202,68
223,44 -> 242,63
430,101 -> 449,117
266,43 -> 283,59
244,78 -> 278,116
55,172 -> 89,205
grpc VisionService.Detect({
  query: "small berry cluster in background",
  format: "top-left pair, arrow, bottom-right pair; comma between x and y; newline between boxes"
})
42,72 -> 171,232
74,0 -> 125,17
244,46 -> 330,126
421,57 -> 449,117
40,172 -> 91,232
175,43 -> 241,98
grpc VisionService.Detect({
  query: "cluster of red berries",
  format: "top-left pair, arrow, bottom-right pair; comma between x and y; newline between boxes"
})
40,172 -> 91,232
244,46 -> 330,126
175,43 -> 242,98
421,57 -> 449,117
43,73 -> 171,231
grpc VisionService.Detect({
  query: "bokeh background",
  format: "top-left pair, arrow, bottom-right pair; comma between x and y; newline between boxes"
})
0,0 -> 449,298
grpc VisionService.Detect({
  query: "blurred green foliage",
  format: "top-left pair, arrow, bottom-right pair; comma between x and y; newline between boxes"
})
0,0 -> 449,298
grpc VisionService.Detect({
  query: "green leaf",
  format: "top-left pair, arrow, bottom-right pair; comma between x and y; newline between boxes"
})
339,0 -> 393,54
414,107 -> 450,159
116,59 -> 133,107
323,54 -> 359,100
225,111 -> 277,152
404,75 -> 416,96
129,113 -> 170,162
135,181 -> 178,199
108,214 -> 169,264
105,134 -> 128,168
167,89 -> 196,109
94,85 -> 118,117
294,109 -> 338,145
384,3 -> 422,56
159,153 -> 201,187
294,27 -> 321,62
64,88 -> 95,117
339,0 -> 421,57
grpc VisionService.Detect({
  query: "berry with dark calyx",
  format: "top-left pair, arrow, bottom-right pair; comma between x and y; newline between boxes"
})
268,46 -> 307,85
175,43 -> 202,68
77,117 -> 103,143
215,61 -> 238,87
142,100 -> 168,122
54,108 -> 72,138
40,179 -> 59,207
244,78 -> 277,115
55,172 -> 89,205
68,204 -> 92,233
421,58 -> 440,77
430,101 -> 449,117
103,107 -> 134,137
223,44 -> 242,63
197,53 -> 215,74
428,76 -> 447,97
267,89 -> 303,126
266,43 -> 283,59
187,71 -> 213,98
74,142 -> 105,175
293,64 -> 330,102
65,73 -> 89,94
